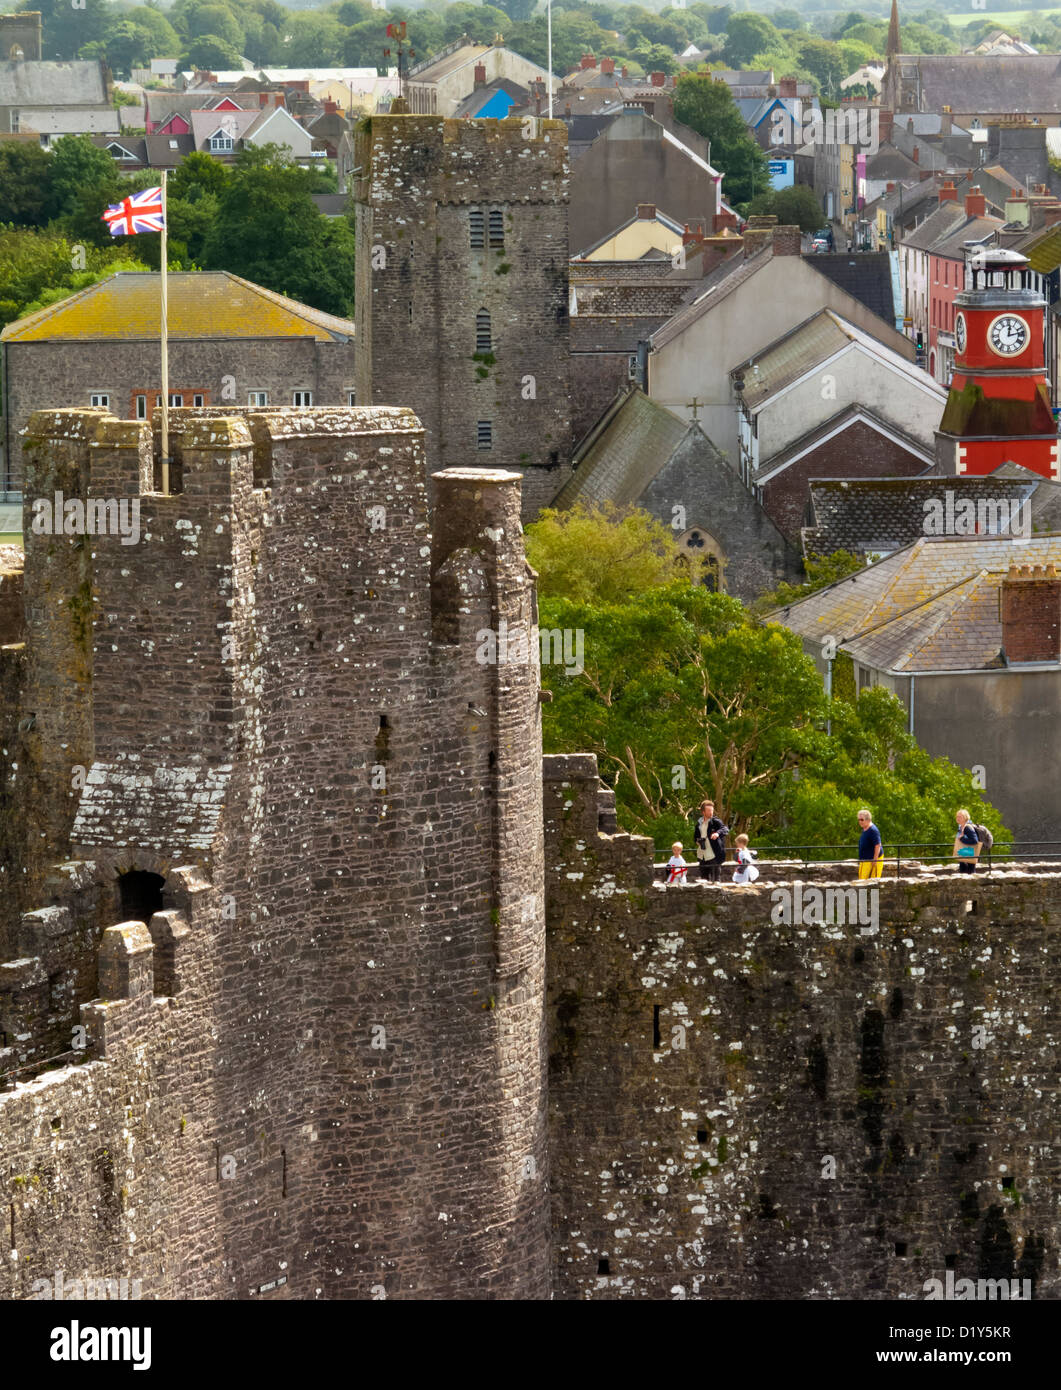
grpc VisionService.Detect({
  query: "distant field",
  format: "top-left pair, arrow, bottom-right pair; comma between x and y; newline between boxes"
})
946,8 -> 1061,27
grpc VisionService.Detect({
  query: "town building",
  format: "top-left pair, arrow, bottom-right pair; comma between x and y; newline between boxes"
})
405,36 -> 556,117
0,273 -> 356,496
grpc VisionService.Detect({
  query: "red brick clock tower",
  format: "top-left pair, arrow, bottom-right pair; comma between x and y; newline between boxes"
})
936,245 -> 1059,479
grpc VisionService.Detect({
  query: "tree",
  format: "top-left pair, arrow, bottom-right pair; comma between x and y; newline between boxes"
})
795,34 -> 847,97
0,226 -> 148,329
24,0 -> 113,60
746,182 -> 824,233
524,503 -> 688,605
673,72 -> 769,207
201,144 -> 355,315
722,12 -> 781,66
44,135 -> 122,244
0,142 -> 51,227
179,33 -> 243,69
283,12 -> 345,65
773,8 -> 804,31
494,0 -> 537,23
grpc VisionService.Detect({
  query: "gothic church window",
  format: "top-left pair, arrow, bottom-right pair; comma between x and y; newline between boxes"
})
476,309 -> 492,353
676,527 -> 724,592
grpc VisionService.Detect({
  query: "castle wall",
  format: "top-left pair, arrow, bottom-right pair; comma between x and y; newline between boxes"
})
353,117 -> 573,521
3,337 -> 355,494
0,408 -> 550,1300
544,754 -> 1059,1299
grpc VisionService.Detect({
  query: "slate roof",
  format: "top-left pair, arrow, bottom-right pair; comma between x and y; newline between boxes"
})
894,54 -> 1061,114
190,107 -> 261,148
733,310 -> 851,408
931,214 -> 1002,259
555,388 -> 692,508
407,43 -> 490,83
452,77 -> 533,118
772,534 -> 1061,672
0,59 -> 106,106
649,247 -> 771,350
802,477 -> 1038,558
804,252 -> 895,323
147,91 -> 260,127
17,108 -> 119,135
570,316 -> 674,352
899,200 -> 967,252
1,272 -> 355,343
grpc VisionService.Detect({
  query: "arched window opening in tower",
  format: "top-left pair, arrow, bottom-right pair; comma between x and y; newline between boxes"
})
117,870 -> 165,925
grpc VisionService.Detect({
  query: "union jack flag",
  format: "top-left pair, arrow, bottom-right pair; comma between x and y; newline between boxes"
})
102,186 -> 165,236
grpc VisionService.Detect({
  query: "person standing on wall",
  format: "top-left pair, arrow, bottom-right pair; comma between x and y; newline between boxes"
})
857,808 -> 883,879
954,809 -> 981,874
695,799 -> 729,882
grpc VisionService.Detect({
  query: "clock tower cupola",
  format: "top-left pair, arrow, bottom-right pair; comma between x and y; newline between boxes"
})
936,245 -> 1059,480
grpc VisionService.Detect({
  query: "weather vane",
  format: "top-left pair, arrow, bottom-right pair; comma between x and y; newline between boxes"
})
383,21 -> 415,106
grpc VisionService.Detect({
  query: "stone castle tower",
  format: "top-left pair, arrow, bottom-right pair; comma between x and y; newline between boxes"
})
0,10 -> 42,61
0,406 -> 550,1298
353,116 -> 573,520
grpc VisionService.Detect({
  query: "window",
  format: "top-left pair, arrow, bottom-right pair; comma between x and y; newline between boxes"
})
488,209 -> 504,248
209,133 -> 234,152
469,208 -> 484,249
475,309 -> 491,353
248,391 -> 268,407
134,395 -> 147,419
346,390 -> 356,406
193,393 -> 204,407
168,393 -> 182,407
293,391 -> 313,407
169,139 -> 179,150
477,420 -> 492,449
89,393 -> 109,408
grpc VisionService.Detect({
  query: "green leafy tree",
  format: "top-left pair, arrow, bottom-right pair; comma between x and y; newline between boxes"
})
179,33 -> 243,69
0,142 -> 52,226
201,144 -> 355,315
673,71 -> 769,207
795,34 -> 847,97
494,0 -> 537,23
283,11 -> 345,65
23,0 -> 113,60
722,12 -> 782,66
0,226 -> 147,328
746,182 -> 824,232
752,550 -> 865,616
524,503 -> 688,605
44,135 -> 122,244
171,0 -> 245,49
773,8 -> 804,31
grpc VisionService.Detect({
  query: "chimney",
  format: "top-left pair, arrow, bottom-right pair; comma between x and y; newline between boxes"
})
938,180 -> 958,204
474,62 -> 487,88
564,102 -> 571,115
713,210 -> 738,233
886,182 -> 895,193
323,98 -> 338,114
878,110 -> 894,145
964,186 -> 986,217
1005,195 -> 1029,227
906,117 -> 914,133
1002,564 -> 1061,663
912,145 -> 919,164
636,203 -> 656,219
650,71 -> 665,87
600,57 -> 615,75
779,77 -> 797,97
772,223 -> 802,256
621,65 -> 628,79
580,53 -> 596,70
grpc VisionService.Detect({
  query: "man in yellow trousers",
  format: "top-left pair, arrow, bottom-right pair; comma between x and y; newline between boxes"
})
857,808 -> 884,879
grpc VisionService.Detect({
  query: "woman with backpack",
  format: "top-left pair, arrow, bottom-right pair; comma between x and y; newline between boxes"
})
954,809 -> 981,874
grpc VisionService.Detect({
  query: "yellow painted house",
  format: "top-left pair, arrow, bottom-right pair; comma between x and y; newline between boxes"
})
575,204 -> 688,261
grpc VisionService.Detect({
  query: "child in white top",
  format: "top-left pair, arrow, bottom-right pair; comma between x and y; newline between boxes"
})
732,834 -> 759,884
666,843 -> 689,884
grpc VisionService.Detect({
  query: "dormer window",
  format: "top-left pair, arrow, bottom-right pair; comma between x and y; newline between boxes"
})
209,131 -> 234,152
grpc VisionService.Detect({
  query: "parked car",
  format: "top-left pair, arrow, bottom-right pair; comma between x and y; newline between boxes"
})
811,228 -> 834,253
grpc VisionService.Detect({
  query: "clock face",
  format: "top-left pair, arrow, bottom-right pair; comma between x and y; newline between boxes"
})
955,312 -> 967,355
987,313 -> 1029,357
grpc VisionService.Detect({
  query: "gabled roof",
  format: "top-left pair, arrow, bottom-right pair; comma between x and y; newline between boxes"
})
899,199 -> 967,252
575,206 -> 687,259
893,54 -> 1061,114
649,247 -> 771,351
1,272 -> 355,344
802,476 -> 1037,558
930,214 -> 1002,260
452,77 -> 532,119
0,59 -> 106,106
190,107 -> 261,148
772,534 -> 1061,673
805,252 -> 896,323
755,404 -> 937,484
555,388 -> 693,508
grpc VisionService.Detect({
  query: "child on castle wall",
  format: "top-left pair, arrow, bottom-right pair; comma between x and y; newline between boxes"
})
666,843 -> 689,884
732,834 -> 759,884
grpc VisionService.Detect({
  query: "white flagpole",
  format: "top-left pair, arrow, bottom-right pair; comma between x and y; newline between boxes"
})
160,170 -> 170,494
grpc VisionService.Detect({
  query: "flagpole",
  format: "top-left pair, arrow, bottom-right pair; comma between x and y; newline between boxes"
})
547,0 -> 553,119
160,170 -> 169,494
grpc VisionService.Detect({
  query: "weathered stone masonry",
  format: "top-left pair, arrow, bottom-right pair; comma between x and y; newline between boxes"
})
0,407 -> 550,1299
545,755 -> 1059,1300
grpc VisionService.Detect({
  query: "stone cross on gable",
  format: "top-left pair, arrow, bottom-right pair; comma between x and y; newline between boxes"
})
687,396 -> 702,421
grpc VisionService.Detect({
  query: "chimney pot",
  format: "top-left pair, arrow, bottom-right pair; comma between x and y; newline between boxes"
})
964,185 -> 986,217
636,203 -> 656,219
600,57 -> 615,75
650,71 -> 665,87
580,52 -> 596,70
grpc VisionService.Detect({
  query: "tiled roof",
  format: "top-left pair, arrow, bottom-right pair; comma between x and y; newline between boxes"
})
900,200 -> 967,252
732,310 -> 850,409
0,59 -> 106,105
896,54 -> 1061,113
802,477 -> 1038,557
570,316 -> 673,351
407,43 -> 489,83
773,534 -> 1061,672
556,388 -> 691,508
930,214 -> 1001,259
1,272 -> 355,343
805,251 -> 895,322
